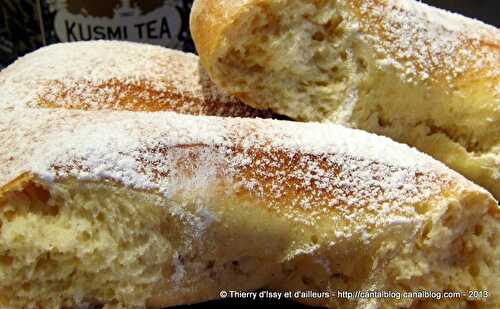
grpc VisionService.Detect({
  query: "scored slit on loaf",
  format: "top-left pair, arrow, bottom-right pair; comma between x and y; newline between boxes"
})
190,0 -> 500,199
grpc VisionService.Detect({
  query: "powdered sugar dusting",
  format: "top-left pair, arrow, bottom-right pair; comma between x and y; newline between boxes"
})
355,0 -> 499,83
0,108 -> 473,221
0,41 -> 273,118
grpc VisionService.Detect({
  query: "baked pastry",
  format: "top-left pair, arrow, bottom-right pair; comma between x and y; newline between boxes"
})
0,41 -> 274,118
190,0 -> 500,199
0,106 -> 498,308
0,40 -> 498,308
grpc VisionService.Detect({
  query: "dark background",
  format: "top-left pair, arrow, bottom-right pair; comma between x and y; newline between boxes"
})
422,0 -> 499,27
0,0 -> 498,307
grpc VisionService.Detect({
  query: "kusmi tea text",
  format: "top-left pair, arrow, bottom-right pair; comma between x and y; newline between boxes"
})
62,17 -> 175,41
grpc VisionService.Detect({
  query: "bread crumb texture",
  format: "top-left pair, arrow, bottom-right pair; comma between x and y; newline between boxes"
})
0,108 -> 498,308
0,178 -> 498,308
193,0 -> 500,199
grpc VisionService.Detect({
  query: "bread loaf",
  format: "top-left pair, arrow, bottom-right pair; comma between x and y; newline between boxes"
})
191,0 -> 500,199
0,41 -> 274,118
0,108 -> 498,308
0,40 -> 498,309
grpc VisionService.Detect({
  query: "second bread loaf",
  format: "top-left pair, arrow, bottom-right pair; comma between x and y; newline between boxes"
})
191,0 -> 500,198
0,40 -> 274,118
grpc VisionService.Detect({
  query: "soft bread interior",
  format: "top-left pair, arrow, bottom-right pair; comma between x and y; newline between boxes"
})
0,179 -> 173,308
214,0 -> 500,198
218,0 -> 364,121
0,176 -> 498,308
0,179 -> 286,309
278,193 -> 500,308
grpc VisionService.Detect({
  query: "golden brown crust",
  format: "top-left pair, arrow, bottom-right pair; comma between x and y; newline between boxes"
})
349,0 -> 500,81
0,20 -> 498,309
1,107 -> 498,309
0,41 -> 275,118
0,173 -> 34,203
190,0 -> 251,73
0,107 -> 461,209
191,0 -> 500,94
35,78 -> 273,118
190,0 -> 500,199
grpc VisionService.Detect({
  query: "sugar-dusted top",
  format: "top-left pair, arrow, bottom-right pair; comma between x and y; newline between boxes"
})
354,0 -> 500,83
0,41 -> 273,118
0,108 -> 475,215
